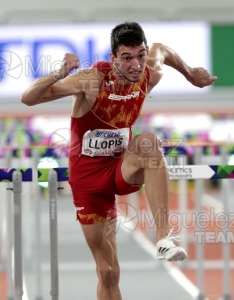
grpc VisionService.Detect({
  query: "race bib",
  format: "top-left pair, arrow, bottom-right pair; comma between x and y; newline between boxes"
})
82,128 -> 130,157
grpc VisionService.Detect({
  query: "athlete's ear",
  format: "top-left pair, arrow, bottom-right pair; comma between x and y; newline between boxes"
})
146,45 -> 149,54
110,53 -> 116,63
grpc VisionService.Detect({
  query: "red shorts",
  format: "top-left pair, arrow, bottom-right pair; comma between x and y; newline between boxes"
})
68,154 -> 142,224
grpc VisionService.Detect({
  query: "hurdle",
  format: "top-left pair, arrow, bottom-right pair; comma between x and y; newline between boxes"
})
0,169 -> 32,300
37,164 -> 233,300
1,164 -> 233,300
0,168 -> 61,300
36,164 -> 234,182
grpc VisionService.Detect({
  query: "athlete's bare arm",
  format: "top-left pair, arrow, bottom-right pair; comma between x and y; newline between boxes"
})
71,68 -> 103,117
147,43 -> 217,91
21,53 -> 83,106
21,53 -> 103,118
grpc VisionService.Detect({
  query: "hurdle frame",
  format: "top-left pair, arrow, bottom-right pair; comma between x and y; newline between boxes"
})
1,161 -> 234,300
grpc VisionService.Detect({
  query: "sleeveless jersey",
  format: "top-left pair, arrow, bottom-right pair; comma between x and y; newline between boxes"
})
70,61 -> 150,157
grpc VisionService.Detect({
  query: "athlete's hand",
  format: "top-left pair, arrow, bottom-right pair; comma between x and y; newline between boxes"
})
56,53 -> 79,80
187,67 -> 217,88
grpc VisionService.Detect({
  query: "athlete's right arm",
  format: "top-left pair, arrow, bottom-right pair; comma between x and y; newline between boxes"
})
21,53 -> 82,106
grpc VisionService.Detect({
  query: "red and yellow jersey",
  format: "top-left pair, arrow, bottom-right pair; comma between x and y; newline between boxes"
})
70,61 -> 150,157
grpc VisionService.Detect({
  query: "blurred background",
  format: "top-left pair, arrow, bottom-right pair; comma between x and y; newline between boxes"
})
0,0 -> 234,299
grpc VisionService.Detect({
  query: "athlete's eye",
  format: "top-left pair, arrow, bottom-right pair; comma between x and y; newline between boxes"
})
139,54 -> 146,59
123,57 -> 131,61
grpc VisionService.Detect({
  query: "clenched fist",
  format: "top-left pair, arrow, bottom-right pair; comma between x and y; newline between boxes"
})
56,53 -> 79,80
187,67 -> 217,88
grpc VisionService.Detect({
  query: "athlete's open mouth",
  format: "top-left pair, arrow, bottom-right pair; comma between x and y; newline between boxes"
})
130,71 -> 142,77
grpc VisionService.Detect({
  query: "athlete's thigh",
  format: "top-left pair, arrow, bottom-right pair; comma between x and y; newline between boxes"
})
81,219 -> 117,258
121,133 -> 160,184
121,137 -> 145,185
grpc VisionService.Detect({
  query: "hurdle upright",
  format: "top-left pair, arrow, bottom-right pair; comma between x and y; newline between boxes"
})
0,168 -> 32,300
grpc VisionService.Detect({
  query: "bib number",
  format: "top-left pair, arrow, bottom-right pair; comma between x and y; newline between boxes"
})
82,128 -> 130,157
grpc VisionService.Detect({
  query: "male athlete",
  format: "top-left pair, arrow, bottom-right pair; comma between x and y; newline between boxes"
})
21,22 -> 217,300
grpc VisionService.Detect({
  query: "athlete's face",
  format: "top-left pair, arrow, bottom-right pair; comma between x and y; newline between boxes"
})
111,43 -> 148,83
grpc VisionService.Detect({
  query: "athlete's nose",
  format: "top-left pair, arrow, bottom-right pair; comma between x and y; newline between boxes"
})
131,58 -> 141,70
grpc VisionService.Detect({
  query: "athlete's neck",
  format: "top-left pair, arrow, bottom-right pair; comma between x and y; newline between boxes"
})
113,70 -> 135,88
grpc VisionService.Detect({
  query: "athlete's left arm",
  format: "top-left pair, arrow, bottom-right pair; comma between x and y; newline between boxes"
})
147,43 -> 217,88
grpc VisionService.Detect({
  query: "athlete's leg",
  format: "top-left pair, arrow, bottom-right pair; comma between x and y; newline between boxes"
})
81,219 -> 122,300
121,133 -> 169,242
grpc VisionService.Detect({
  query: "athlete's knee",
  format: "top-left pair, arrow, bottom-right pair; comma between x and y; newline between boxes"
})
98,263 -> 120,289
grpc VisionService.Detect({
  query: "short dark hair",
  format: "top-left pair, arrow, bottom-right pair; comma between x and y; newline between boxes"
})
111,22 -> 147,56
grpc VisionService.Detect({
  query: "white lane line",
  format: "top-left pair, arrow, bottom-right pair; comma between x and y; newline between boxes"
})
23,276 -> 29,300
163,263 -> 200,299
